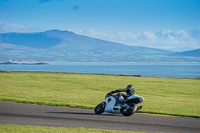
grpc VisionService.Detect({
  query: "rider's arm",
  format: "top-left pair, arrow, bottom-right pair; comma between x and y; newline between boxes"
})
113,89 -> 126,93
107,89 -> 126,95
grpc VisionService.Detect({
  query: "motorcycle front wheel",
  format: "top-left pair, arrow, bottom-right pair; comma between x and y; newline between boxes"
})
94,102 -> 106,114
120,103 -> 136,116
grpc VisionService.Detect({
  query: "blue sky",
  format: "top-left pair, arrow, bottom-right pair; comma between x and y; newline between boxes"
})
0,0 -> 200,51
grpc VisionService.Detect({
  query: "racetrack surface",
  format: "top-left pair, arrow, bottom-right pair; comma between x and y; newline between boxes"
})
0,102 -> 199,133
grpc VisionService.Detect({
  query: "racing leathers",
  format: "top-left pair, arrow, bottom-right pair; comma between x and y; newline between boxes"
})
107,86 -> 136,108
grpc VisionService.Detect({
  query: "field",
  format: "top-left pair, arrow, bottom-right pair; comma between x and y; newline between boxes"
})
0,71 -> 200,117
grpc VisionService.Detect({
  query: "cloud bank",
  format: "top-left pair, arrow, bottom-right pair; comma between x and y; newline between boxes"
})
76,29 -> 200,51
0,21 -> 199,51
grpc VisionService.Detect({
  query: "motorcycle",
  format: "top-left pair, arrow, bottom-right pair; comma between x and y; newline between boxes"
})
94,92 -> 144,116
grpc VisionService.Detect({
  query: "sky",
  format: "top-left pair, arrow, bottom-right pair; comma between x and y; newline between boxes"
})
0,0 -> 200,51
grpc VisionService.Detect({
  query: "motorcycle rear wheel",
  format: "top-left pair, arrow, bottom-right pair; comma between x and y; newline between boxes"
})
94,102 -> 106,114
120,103 -> 136,116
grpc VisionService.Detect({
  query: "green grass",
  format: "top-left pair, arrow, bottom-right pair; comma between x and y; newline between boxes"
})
0,124 -> 142,133
0,71 -> 200,117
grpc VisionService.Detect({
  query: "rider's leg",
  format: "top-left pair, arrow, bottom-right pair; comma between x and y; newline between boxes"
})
120,94 -> 128,108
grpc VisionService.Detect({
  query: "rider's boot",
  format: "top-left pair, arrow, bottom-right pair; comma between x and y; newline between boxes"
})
137,106 -> 142,110
120,103 -> 127,108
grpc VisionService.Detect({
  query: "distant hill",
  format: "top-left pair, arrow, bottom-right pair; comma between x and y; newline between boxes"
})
173,49 -> 200,57
0,30 -> 200,62
0,31 -> 61,48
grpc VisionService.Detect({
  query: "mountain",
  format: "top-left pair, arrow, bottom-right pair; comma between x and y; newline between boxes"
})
0,31 -> 61,49
173,49 -> 200,57
0,30 -> 200,62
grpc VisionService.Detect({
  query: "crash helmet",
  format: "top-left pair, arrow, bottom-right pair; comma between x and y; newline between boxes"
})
126,85 -> 134,89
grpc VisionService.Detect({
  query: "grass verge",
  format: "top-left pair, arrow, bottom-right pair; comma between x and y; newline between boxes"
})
0,124 -> 142,133
0,71 -> 200,117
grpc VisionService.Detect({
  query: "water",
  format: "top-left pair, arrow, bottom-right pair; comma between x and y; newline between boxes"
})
0,62 -> 200,77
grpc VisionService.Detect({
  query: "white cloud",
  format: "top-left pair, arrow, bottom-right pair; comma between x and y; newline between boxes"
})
116,31 -> 141,40
115,31 -> 157,42
177,30 -> 189,38
143,31 -> 156,40
0,21 -> 42,33
75,29 -> 114,40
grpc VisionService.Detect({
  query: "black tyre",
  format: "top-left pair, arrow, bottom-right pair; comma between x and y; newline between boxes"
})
120,103 -> 136,116
94,102 -> 106,114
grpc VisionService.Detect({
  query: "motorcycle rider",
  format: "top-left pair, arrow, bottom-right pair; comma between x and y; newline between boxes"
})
107,85 -> 136,108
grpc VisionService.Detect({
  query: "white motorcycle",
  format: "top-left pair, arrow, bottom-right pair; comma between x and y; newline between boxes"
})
94,93 -> 144,116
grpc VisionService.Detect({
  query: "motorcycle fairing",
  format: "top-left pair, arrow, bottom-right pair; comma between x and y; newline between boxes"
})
126,95 -> 144,104
104,96 -> 121,113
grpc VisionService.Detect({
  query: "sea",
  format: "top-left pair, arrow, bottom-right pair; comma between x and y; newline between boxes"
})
0,62 -> 200,77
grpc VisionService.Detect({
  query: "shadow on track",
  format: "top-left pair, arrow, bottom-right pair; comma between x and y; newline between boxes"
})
46,111 -> 120,116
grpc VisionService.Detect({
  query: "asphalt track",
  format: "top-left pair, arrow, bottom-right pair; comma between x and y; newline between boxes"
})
0,102 -> 199,133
